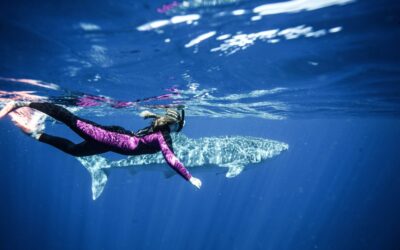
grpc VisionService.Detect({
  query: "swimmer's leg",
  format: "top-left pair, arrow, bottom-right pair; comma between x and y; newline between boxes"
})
27,102 -> 104,141
28,102 -> 79,127
38,134 -> 110,157
20,102 -> 102,141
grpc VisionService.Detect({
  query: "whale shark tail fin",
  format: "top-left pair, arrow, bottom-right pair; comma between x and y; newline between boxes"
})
76,155 -> 110,200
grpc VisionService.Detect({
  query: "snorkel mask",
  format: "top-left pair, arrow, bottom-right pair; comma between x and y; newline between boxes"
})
165,109 -> 185,132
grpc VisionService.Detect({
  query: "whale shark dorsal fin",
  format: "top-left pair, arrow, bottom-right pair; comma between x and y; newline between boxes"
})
225,165 -> 245,178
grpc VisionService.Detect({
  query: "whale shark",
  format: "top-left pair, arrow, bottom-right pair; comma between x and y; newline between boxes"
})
77,133 -> 289,200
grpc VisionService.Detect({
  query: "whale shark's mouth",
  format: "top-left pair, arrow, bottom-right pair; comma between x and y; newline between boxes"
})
77,134 -> 289,200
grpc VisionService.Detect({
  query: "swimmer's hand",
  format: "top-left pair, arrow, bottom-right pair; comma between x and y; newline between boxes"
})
189,177 -> 202,189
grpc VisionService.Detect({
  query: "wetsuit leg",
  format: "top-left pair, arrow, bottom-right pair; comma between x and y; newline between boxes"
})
28,102 -> 97,140
29,102 -> 77,125
39,133 -> 110,157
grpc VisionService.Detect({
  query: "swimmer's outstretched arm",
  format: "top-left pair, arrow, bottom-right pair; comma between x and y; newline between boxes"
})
157,132 -> 202,189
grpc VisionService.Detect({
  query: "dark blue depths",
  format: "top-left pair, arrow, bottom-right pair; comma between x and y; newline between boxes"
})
1,118 -> 400,250
1,0 -> 400,249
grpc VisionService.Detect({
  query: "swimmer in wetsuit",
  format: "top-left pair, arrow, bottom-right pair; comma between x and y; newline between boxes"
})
0,101 -> 202,189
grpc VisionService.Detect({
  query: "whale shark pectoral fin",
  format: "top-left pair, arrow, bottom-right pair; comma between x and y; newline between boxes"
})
76,155 -> 110,200
225,165 -> 245,178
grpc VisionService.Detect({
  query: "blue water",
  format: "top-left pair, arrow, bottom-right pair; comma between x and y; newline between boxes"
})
1,0 -> 400,249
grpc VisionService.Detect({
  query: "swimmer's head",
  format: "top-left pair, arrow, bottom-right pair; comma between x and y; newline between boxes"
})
140,108 -> 185,132
165,109 -> 185,132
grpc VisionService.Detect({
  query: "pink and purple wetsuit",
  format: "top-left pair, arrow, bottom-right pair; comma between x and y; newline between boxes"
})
29,102 -> 192,181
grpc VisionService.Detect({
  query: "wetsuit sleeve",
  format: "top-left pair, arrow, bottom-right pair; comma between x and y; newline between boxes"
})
157,132 -> 192,181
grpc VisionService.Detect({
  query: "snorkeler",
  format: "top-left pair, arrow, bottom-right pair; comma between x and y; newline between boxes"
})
0,101 -> 202,189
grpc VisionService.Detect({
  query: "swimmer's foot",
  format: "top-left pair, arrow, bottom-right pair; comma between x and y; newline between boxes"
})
0,101 -> 30,119
14,119 -> 43,140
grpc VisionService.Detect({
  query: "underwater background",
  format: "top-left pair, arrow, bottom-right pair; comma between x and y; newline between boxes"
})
1,0 -> 400,249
